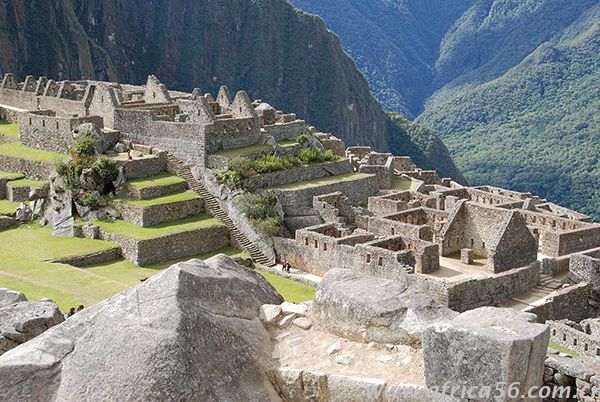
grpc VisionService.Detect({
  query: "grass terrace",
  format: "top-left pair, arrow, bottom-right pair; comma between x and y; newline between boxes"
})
0,171 -> 24,180
126,172 -> 186,189
114,190 -> 200,207
7,178 -> 49,188
213,143 -> 274,158
391,176 -> 421,191
277,139 -> 299,148
94,214 -> 225,240
0,120 -> 19,138
257,270 -> 316,303
273,172 -> 371,190
0,142 -> 67,163
0,199 -> 18,215
0,224 -> 314,310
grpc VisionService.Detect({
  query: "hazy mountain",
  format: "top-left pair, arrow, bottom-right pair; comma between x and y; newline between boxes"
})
292,0 -> 600,217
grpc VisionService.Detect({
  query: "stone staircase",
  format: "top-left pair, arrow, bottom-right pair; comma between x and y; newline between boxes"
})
166,154 -> 276,266
536,273 -> 565,293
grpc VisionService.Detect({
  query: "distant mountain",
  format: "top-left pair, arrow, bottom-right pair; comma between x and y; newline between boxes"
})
0,0 -> 463,181
292,0 -> 600,218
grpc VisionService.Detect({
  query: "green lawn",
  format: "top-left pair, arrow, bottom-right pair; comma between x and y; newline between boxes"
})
213,143 -> 274,158
549,341 -> 580,358
94,214 -> 225,240
0,200 -> 18,215
0,171 -> 24,180
277,139 -> 299,148
273,172 -> 372,190
0,120 -> 19,138
0,224 -> 314,310
127,172 -> 186,189
257,270 -> 316,303
391,176 -> 422,191
0,142 -> 67,163
7,178 -> 48,188
114,190 -> 200,207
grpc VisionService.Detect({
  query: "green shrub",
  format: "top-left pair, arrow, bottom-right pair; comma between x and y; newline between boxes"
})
81,192 -> 102,209
72,130 -> 95,157
297,147 -> 336,164
238,192 -> 282,236
91,157 -> 119,185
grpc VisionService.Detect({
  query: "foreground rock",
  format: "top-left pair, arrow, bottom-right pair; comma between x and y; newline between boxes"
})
423,307 -> 550,401
0,288 -> 27,307
0,294 -> 64,355
0,255 -> 284,401
313,269 -> 456,346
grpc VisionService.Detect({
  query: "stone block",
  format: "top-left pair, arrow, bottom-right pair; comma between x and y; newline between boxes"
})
423,307 -> 550,402
327,374 -> 385,402
314,269 -> 456,345
302,370 -> 328,402
460,248 -> 473,264
274,368 -> 304,402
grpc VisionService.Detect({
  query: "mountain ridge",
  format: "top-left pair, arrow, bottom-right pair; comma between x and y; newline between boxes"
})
0,0 -> 463,181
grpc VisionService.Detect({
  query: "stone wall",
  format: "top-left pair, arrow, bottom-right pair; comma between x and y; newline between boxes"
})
113,153 -> 167,180
244,160 -> 352,190
99,225 -> 230,265
50,247 -> 122,267
206,116 -> 261,153
548,321 -> 600,358
569,253 -> 600,296
0,105 -> 21,122
114,197 -> 204,227
273,368 -> 456,402
0,87 -> 38,110
0,154 -> 54,181
271,173 -> 379,215
523,282 -> 594,323
263,120 -> 306,141
543,354 -> 600,400
114,108 -> 206,165
18,112 -> 103,153
436,262 -> 540,312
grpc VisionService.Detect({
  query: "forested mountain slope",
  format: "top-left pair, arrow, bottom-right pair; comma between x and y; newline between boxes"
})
293,0 -> 600,218
0,0 -> 463,180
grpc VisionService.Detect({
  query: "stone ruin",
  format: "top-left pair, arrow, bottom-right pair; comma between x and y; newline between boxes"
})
0,72 -> 600,399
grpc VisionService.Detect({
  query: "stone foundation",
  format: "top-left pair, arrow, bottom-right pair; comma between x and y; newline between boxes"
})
114,197 -> 204,227
99,225 -> 230,265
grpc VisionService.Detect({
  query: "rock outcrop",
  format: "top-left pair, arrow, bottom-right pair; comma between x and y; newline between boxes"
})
0,255 -> 284,401
0,288 -> 26,306
313,269 -> 456,346
0,290 -> 64,355
423,307 -> 550,402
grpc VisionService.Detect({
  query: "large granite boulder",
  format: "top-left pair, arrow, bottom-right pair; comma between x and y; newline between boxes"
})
0,288 -> 27,307
423,307 -> 550,402
313,269 -> 456,346
0,299 -> 64,355
71,123 -> 117,155
0,255 -> 284,401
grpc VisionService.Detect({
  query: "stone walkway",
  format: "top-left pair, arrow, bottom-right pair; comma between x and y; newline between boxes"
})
261,264 -> 322,286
